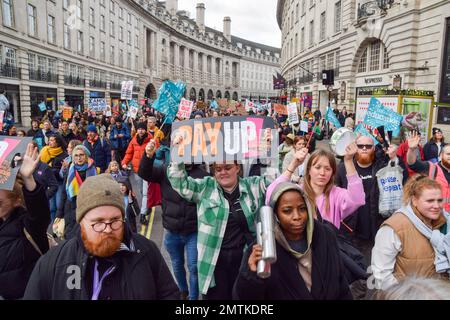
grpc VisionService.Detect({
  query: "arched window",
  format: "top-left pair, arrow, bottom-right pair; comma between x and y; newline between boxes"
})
357,40 -> 390,73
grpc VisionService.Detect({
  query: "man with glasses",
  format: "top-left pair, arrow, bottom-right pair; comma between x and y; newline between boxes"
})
24,174 -> 179,300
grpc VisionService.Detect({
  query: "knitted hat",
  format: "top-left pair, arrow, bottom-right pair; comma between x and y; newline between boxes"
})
268,182 -> 304,209
72,145 -> 91,158
76,174 -> 125,223
86,124 -> 97,133
432,127 -> 442,135
136,122 -> 147,130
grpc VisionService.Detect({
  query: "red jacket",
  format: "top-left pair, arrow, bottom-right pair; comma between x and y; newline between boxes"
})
122,134 -> 158,173
397,141 -> 424,177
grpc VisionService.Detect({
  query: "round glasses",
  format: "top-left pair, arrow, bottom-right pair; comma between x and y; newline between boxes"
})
91,220 -> 124,233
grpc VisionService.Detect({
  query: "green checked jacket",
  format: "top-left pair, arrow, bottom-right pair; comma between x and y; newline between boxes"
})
167,163 -> 277,295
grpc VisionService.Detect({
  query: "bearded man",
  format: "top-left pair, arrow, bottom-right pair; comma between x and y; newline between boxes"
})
24,174 -> 179,300
335,136 -> 391,261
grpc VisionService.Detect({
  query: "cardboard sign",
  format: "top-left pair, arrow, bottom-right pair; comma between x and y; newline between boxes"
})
176,98 -> 194,120
273,103 -> 288,115
287,103 -> 299,125
300,120 -> 309,133
171,116 -> 278,164
0,137 -> 33,191
62,107 -> 73,119
88,98 -> 107,112
38,102 -> 47,112
105,105 -> 112,117
121,81 -> 134,100
129,106 -> 139,119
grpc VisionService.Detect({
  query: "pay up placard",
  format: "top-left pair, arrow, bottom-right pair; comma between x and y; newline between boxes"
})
171,116 -> 278,164
0,137 -> 33,191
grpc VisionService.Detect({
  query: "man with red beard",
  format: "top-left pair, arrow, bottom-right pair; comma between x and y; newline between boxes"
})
23,174 -> 179,300
336,136 -> 397,261
407,131 -> 450,212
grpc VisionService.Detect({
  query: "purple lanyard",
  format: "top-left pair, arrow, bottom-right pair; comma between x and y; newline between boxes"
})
91,259 -> 115,300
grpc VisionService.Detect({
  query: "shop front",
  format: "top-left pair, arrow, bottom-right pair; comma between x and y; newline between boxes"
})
65,89 -> 84,113
0,83 -> 20,123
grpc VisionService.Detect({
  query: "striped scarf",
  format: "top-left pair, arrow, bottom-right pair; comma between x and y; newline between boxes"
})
66,158 -> 97,199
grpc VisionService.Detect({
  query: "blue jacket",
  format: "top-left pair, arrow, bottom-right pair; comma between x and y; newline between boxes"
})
82,138 -> 111,173
109,124 -> 131,150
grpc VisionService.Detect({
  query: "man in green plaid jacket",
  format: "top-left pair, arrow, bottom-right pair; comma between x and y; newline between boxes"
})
167,161 -> 277,298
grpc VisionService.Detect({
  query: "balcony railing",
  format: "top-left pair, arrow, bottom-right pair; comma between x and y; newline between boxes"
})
0,64 -> 20,79
89,79 -> 107,88
357,0 -> 394,20
298,74 -> 314,85
64,75 -> 84,86
29,69 -> 58,83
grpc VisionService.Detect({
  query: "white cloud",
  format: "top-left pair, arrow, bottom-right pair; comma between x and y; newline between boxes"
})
177,0 -> 281,48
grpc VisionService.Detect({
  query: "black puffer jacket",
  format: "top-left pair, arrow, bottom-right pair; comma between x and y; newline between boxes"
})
138,153 -> 209,235
0,184 -> 50,299
23,225 -> 179,300
423,140 -> 447,162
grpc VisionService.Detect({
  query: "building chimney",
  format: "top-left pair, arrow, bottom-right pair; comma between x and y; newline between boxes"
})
196,3 -> 205,34
223,17 -> 231,42
166,0 -> 178,16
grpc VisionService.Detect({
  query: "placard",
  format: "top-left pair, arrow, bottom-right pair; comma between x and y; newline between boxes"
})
176,98 -> 194,120
88,98 -> 107,112
121,81 -> 134,100
62,106 -> 73,119
287,103 -> 299,125
0,137 -> 33,191
300,120 -> 308,133
171,116 -> 278,164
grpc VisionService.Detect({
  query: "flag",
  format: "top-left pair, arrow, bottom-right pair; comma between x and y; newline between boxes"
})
325,107 -> 342,129
152,80 -> 186,124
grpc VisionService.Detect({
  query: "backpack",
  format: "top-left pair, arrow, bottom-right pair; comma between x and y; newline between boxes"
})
376,159 -> 404,218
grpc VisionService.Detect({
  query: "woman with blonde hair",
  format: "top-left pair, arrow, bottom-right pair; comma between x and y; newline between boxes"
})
371,175 -> 450,291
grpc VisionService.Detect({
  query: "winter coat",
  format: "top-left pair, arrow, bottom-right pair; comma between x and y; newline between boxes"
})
83,138 -> 111,173
43,151 -> 68,184
0,184 -> 50,299
122,134 -> 153,173
59,130 -> 76,146
138,153 -> 208,235
33,161 -> 59,200
233,220 -> 352,300
423,140 -> 447,162
23,225 -> 179,300
109,125 -> 131,151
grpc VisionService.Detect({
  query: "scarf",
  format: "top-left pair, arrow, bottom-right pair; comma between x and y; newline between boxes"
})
40,146 -> 64,165
87,133 -> 99,145
66,158 -> 97,199
136,133 -> 148,146
399,205 -> 450,275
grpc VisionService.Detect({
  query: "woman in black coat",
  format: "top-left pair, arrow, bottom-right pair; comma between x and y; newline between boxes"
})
0,143 -> 50,299
233,182 -> 352,300
423,127 -> 446,163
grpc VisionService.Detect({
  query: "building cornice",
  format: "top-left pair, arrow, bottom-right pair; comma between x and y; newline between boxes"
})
276,0 -> 285,30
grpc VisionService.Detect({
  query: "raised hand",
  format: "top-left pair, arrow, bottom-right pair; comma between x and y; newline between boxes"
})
407,131 -> 420,150
293,147 -> 309,165
145,139 -> 157,157
344,142 -> 358,161
19,143 -> 39,179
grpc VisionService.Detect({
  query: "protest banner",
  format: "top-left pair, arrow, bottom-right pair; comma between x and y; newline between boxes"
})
0,137 -> 33,191
363,97 -> 403,136
325,107 -> 342,129
88,98 -> 107,112
171,116 -> 278,164
273,103 -> 288,115
300,120 -> 308,133
0,111 -> 4,131
287,103 -> 299,125
176,98 -> 194,120
105,105 -> 112,117
121,81 -> 134,100
62,106 -> 73,119
356,96 -> 399,125
152,81 -> 186,124
129,106 -> 139,119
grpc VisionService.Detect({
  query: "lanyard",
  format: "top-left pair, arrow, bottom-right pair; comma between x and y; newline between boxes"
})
91,259 -> 115,300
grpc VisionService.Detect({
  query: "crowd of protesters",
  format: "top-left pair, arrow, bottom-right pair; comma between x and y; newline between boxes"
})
0,92 -> 449,301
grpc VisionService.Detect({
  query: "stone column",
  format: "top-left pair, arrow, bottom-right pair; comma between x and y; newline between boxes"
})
18,49 -> 31,126
57,59 -> 65,109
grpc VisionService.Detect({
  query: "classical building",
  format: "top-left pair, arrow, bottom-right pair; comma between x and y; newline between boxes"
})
277,0 -> 450,133
0,0 -> 280,126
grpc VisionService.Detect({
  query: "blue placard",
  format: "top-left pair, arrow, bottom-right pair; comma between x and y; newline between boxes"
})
325,107 -> 342,129
152,81 -> 186,124
38,102 -> 47,112
363,97 -> 403,136
354,124 -> 379,145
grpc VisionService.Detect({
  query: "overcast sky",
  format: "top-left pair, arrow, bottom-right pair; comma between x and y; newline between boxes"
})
177,0 -> 281,48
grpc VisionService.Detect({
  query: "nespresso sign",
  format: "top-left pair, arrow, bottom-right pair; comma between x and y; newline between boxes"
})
364,77 -> 383,84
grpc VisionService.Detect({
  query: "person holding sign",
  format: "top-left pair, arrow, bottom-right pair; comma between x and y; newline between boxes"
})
0,143 -> 51,299
167,134 -> 277,300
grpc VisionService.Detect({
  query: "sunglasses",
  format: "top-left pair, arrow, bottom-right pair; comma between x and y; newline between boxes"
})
356,144 -> 374,150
